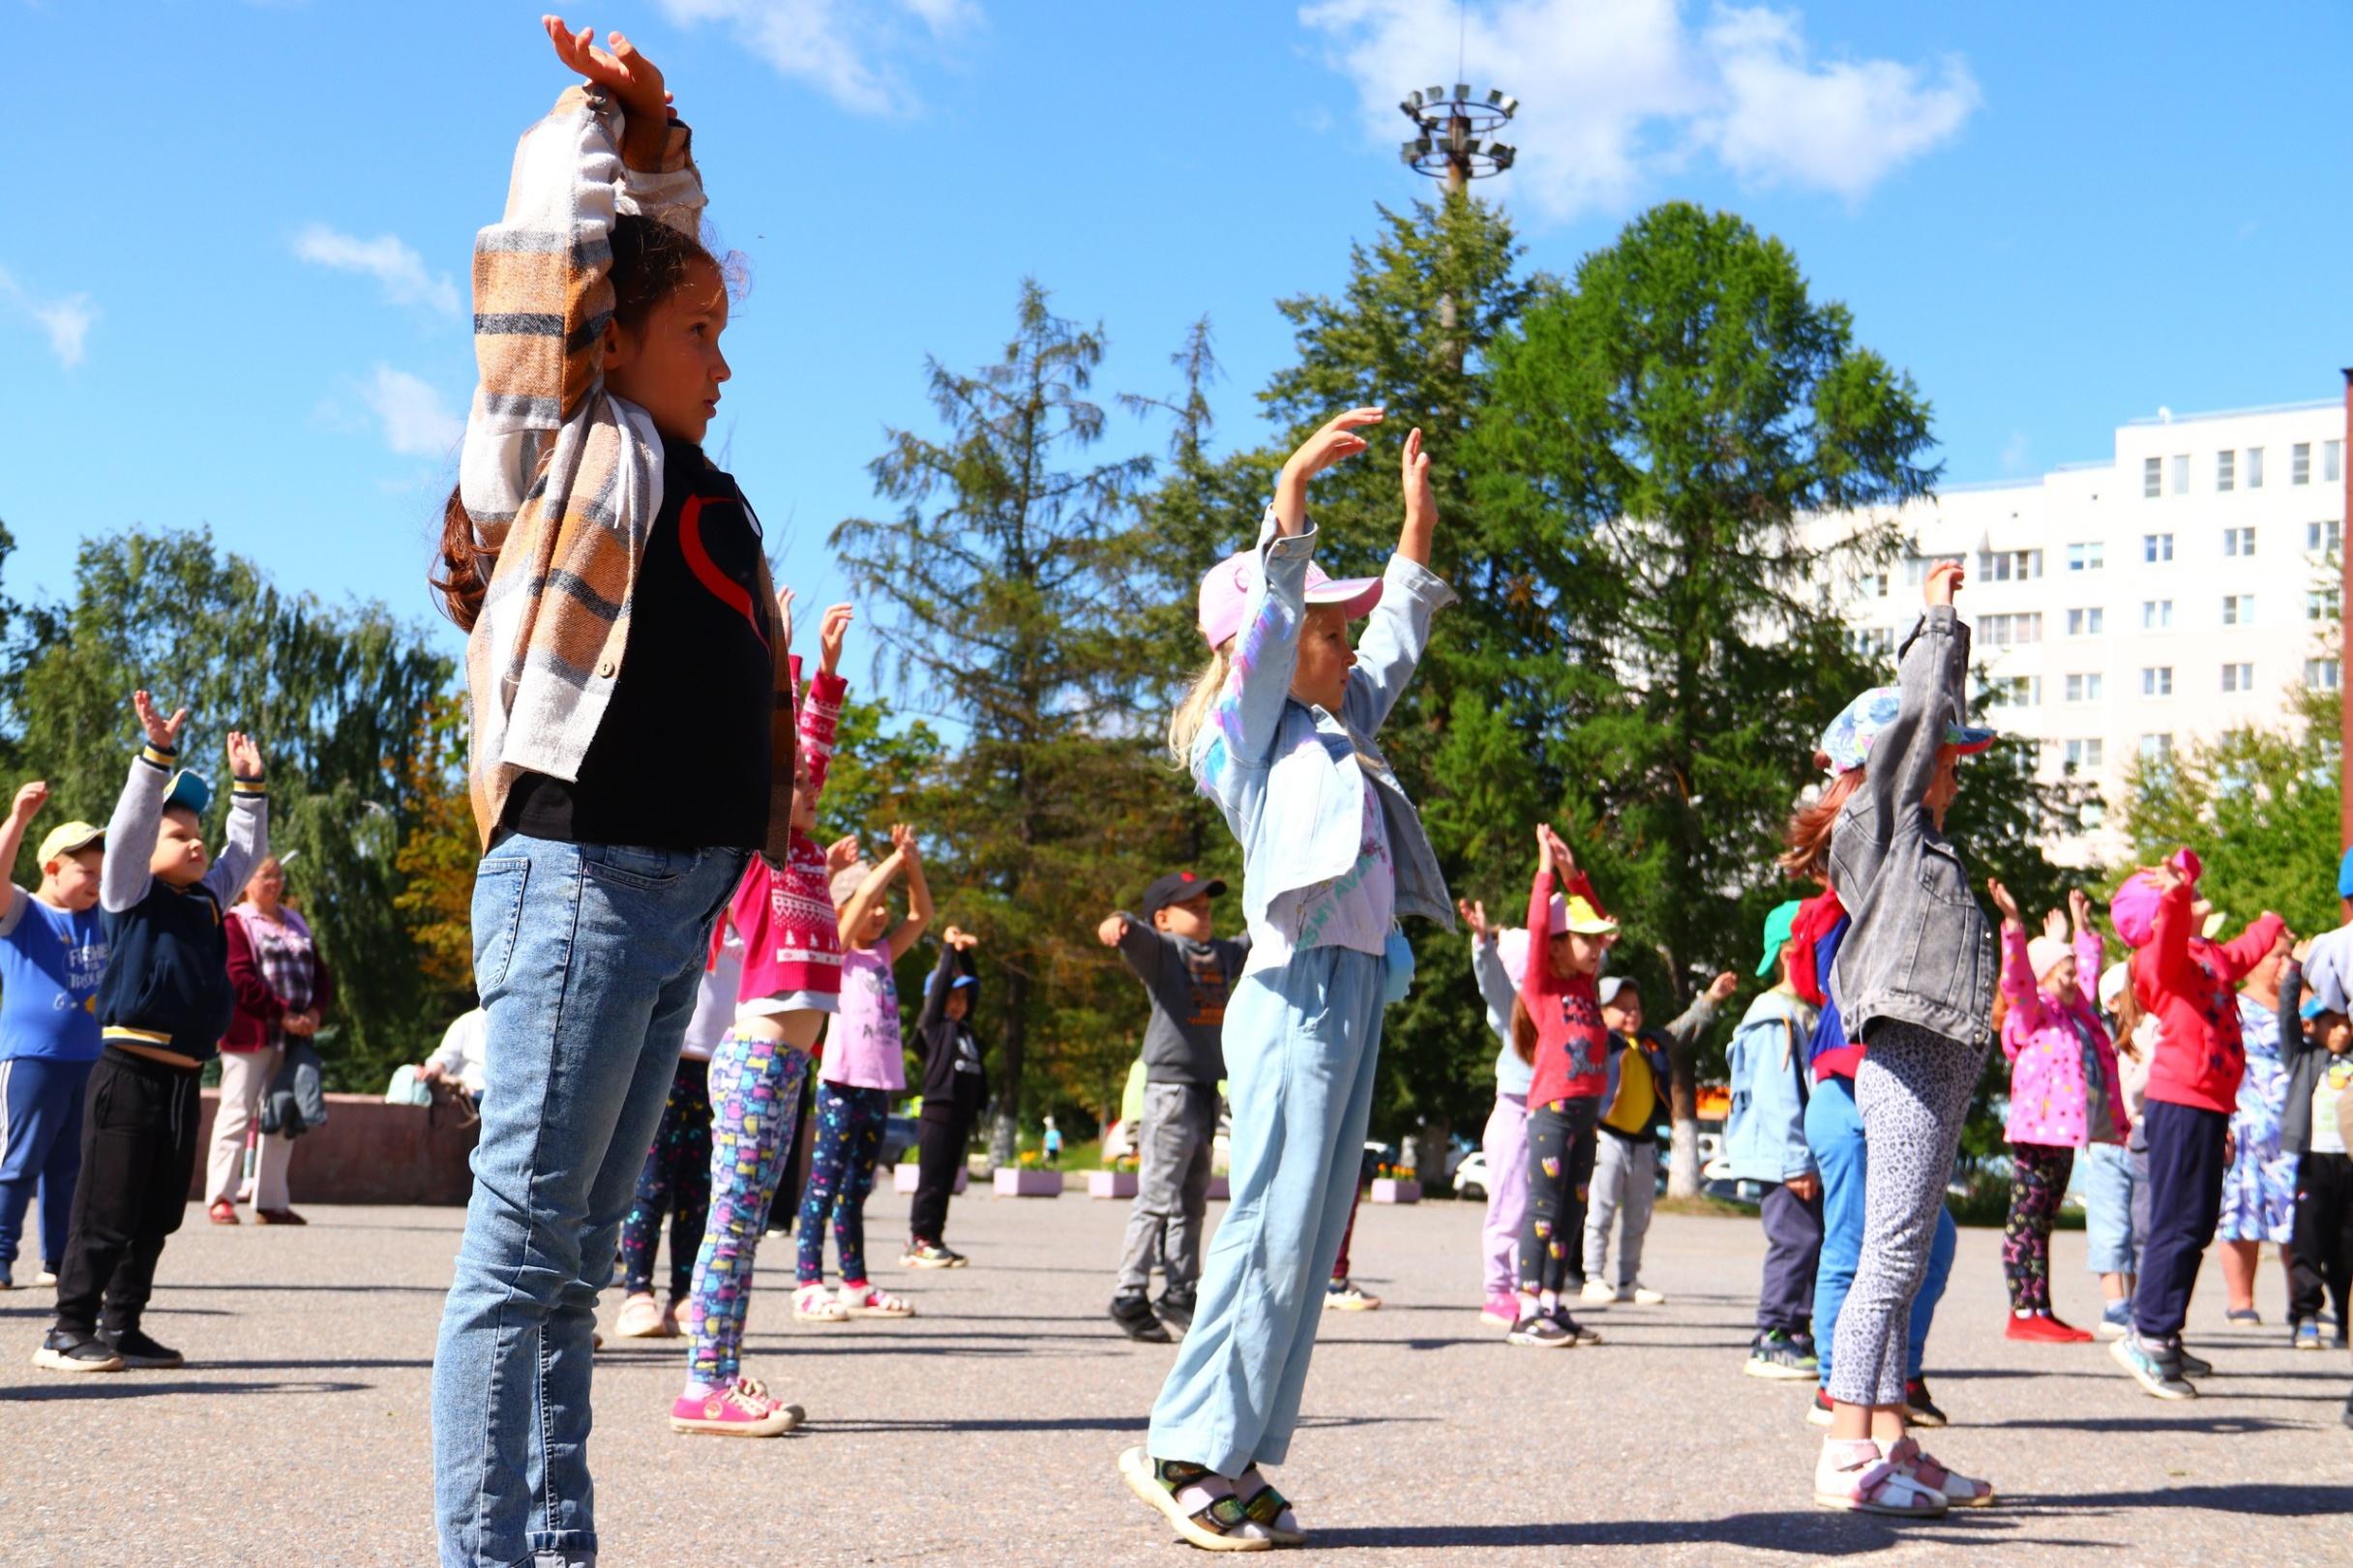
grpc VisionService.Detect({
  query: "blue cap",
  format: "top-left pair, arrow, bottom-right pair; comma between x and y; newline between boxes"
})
164,770 -> 212,816
2337,846 -> 2353,900
2303,995 -> 2330,1021
951,974 -> 977,990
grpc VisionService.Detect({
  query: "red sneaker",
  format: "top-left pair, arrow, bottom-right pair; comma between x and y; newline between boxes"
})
2006,1312 -> 2091,1343
670,1377 -> 804,1437
2041,1315 -> 2094,1343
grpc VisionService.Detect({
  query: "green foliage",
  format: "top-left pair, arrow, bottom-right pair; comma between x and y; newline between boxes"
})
4,528 -> 458,1091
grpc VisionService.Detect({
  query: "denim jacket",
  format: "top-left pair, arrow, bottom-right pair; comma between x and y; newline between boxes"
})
1191,511 -> 1457,962
1724,989 -> 1819,1183
1828,606 -> 1998,1050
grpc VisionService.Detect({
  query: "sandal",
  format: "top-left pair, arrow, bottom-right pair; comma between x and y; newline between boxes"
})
793,1284 -> 849,1323
1118,1447 -> 1274,1552
1813,1438 -> 1948,1518
1886,1436 -> 1993,1508
1235,1465 -> 1305,1547
839,1283 -> 915,1318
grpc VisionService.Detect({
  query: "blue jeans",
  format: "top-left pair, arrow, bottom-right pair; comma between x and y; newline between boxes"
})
1806,1073 -> 1954,1388
0,1054 -> 93,1273
1148,946 -> 1385,1476
432,836 -> 748,1568
2083,1140 -> 2144,1277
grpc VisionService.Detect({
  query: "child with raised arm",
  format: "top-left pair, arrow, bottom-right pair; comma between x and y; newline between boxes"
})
1510,822 -> 1618,1348
2276,941 -> 2351,1353
1461,898 -> 1534,1325
795,823 -> 933,1317
905,924 -> 985,1268
430,21 -> 796,1558
0,784 -> 108,1292
1588,966 -> 1735,1309
1724,902 -> 1823,1377
667,595 -> 853,1436
36,694 -> 266,1375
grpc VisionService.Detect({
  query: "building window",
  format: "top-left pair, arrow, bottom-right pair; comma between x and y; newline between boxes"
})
2065,738 -> 2105,769
2247,448 -> 2264,489
2142,666 -> 2173,696
2143,533 -> 2173,563
2143,456 -> 2162,498
1980,612 -> 2042,649
2064,672 -> 2104,703
2142,600 -> 2173,630
2066,606 -> 2105,636
2221,662 -> 2255,693
2308,658 -> 2341,691
1979,548 -> 2043,582
2223,526 -> 2254,558
1901,553 -> 1965,586
2221,593 -> 2253,625
2295,442 -> 2312,486
2308,520 -> 2341,554
2142,732 -> 2175,760
2218,450 -> 2236,491
2067,542 -> 2104,573
2173,454 -> 2189,494
1984,675 -> 2040,709
2308,587 -> 2341,622
1850,625 -> 1895,658
2330,440 -> 2344,483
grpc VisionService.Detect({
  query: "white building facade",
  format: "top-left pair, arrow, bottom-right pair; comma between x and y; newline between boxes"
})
1814,399 -> 2345,865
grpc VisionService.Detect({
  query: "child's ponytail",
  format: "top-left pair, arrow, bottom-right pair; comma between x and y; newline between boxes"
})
1509,994 -> 1538,1066
432,487 -> 493,632
1776,767 -> 1862,880
1167,641 -> 1233,767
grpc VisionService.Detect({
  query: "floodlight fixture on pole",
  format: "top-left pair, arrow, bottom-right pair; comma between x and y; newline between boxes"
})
1398,84 -> 1518,195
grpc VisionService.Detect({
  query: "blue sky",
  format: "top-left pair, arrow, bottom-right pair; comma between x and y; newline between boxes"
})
7,0 -> 2352,673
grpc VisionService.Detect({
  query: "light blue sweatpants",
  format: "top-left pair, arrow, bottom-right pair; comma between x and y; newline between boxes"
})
1147,946 -> 1386,1476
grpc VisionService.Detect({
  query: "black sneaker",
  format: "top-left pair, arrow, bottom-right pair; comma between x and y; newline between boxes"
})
101,1328 -> 185,1370
1903,1377 -> 1948,1427
1110,1292 -> 1172,1344
1507,1312 -> 1572,1346
32,1329 -> 123,1374
2342,1385 -> 2353,1431
1547,1305 -> 1602,1346
2176,1345 -> 2214,1378
1153,1290 -> 1196,1337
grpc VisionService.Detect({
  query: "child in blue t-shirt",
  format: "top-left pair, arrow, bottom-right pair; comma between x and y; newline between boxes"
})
0,781 -> 110,1289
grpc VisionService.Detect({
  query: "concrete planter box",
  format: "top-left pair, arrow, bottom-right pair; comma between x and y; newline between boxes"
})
894,1164 -> 968,1195
1087,1169 -> 1139,1199
993,1169 -> 1065,1198
187,1091 -> 480,1205
1369,1177 -> 1422,1204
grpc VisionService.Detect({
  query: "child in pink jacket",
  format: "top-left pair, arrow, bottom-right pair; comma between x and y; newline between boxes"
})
1989,884 -> 2126,1343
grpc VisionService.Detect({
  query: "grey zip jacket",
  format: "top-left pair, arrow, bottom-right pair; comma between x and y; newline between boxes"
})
1826,605 -> 1997,1049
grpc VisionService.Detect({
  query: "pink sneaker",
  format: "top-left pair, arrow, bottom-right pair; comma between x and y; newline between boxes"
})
1481,1292 -> 1520,1327
670,1377 -> 805,1437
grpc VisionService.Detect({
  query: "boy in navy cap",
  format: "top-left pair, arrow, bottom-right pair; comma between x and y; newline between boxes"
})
1096,872 -> 1250,1342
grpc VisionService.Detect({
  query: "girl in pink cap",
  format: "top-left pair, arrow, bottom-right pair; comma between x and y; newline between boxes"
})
1120,408 -> 1457,1550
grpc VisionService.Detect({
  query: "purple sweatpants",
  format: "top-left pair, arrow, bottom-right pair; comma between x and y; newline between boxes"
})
1480,1091 -> 1531,1297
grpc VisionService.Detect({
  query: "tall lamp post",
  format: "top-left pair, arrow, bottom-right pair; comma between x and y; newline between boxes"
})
1399,83 -> 1518,195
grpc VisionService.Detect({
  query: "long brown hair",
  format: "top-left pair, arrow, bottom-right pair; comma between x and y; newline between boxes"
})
431,215 -> 725,632
1777,767 -> 1863,880
1509,994 -> 1538,1066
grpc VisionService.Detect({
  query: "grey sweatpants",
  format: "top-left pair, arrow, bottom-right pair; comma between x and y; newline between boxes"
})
1116,1080 -> 1216,1296
1828,1020 -> 1987,1406
1581,1130 -> 1656,1287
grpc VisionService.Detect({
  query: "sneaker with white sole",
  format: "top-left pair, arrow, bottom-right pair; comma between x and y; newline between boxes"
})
1507,1312 -> 1573,1346
614,1292 -> 674,1339
1579,1279 -> 1617,1305
1745,1330 -> 1815,1379
1323,1278 -> 1381,1311
99,1328 -> 184,1370
2097,1300 -> 2132,1339
2111,1330 -> 2196,1399
1480,1292 -> 1520,1326
32,1330 -> 122,1374
670,1376 -> 804,1437
1806,1386 -> 1835,1427
1624,1283 -> 1667,1305
901,1240 -> 968,1269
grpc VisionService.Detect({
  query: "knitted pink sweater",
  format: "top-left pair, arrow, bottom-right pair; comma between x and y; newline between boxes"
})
720,659 -> 846,1002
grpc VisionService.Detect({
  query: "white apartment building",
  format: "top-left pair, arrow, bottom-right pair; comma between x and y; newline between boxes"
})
1815,398 -> 2346,865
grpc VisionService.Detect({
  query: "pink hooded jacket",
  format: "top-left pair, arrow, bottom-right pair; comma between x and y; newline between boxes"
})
2001,924 -> 2129,1149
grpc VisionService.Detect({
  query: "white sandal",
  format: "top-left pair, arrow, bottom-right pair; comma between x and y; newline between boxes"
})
793,1284 -> 849,1323
840,1284 -> 915,1318
1813,1438 -> 1949,1517
1886,1436 -> 1993,1507
1118,1447 -> 1275,1552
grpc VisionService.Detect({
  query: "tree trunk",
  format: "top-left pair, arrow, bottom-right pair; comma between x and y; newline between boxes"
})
1666,1041 -> 1703,1198
1415,1113 -> 1453,1196
989,967 -> 1030,1172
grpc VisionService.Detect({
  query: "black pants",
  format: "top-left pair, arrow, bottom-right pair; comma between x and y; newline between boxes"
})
1757,1180 -> 1825,1335
2133,1099 -> 2228,1342
53,1049 -> 202,1338
2289,1150 -> 2353,1331
1519,1097 -> 1599,1294
910,1079 -> 984,1245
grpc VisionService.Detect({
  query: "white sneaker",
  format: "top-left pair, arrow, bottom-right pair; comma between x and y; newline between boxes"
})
1627,1284 -> 1666,1306
1579,1280 -> 1616,1305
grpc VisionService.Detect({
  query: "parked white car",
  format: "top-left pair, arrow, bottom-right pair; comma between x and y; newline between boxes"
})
1453,1149 -> 1491,1200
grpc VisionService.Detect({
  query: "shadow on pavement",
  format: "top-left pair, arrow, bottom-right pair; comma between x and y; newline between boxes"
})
2001,1482 -> 2353,1517
0,1377 -> 373,1402
1978,1414 -> 2299,1435
814,1411 -> 1425,1436
1311,1513 -> 2090,1553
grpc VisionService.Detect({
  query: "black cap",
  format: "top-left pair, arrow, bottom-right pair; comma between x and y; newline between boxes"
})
1142,871 -> 1226,917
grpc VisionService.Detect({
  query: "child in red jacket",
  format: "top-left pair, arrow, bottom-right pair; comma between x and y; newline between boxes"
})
2108,848 -> 2285,1399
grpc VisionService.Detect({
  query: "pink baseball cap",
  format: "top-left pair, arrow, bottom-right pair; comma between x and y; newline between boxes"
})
1198,547 -> 1383,650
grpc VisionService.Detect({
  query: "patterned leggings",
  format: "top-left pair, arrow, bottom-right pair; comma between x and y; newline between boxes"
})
796,1080 -> 889,1287
684,1032 -> 812,1386
619,1058 -> 713,1301
1518,1097 -> 1599,1294
2004,1143 -> 2075,1313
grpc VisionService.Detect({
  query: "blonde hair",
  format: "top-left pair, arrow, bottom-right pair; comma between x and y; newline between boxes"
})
1167,641 -> 1233,768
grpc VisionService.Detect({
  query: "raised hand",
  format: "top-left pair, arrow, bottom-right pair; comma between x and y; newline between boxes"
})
226,731 -> 265,780
1456,898 -> 1491,941
1281,407 -> 1385,487
1707,971 -> 1740,1004
1096,913 -> 1129,948
1534,822 -> 1555,873
2139,861 -> 2184,895
889,822 -> 920,865
1398,426 -> 1436,566
1985,876 -> 2022,929
823,834 -> 860,873
1924,560 -> 1964,607
133,690 -> 188,752
819,604 -> 853,677
777,585 -> 796,650
943,924 -> 979,952
1540,823 -> 1577,875
544,16 -> 669,117
2042,906 -> 2069,945
2069,887 -> 2094,935
9,781 -> 46,825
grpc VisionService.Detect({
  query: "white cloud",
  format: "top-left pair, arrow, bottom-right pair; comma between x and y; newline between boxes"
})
0,265 -> 98,367
1300,0 -> 1978,222
363,366 -> 463,459
654,0 -> 975,115
293,223 -> 462,315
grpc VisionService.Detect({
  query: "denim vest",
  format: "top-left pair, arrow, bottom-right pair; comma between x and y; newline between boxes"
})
1724,989 -> 1820,1182
1191,514 -> 1457,960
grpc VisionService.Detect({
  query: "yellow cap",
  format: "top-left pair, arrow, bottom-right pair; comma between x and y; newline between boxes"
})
1564,897 -> 1618,935
35,821 -> 104,867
